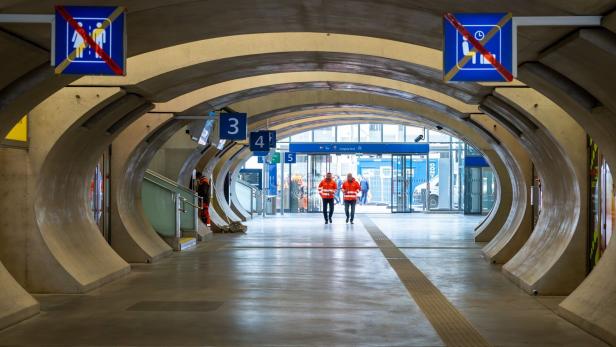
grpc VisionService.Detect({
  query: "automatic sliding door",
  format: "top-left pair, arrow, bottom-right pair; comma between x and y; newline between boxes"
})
308,155 -> 330,212
391,155 -> 413,213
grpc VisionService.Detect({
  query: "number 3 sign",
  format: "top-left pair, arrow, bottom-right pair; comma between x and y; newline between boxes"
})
219,113 -> 247,140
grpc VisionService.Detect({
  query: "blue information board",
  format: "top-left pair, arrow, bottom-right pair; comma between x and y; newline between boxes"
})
443,13 -> 513,82
288,143 -> 429,154
268,164 -> 277,197
284,152 -> 297,163
53,6 -> 126,75
465,156 -> 489,167
219,113 -> 247,140
267,130 -> 276,148
250,131 -> 270,152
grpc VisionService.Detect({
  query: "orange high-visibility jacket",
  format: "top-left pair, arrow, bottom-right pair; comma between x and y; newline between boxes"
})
318,179 -> 338,199
342,179 -> 361,201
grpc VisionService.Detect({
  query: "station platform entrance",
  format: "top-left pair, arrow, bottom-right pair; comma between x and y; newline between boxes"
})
242,145 -> 496,215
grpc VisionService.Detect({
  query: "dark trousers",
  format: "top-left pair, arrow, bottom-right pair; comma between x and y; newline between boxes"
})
322,198 -> 334,221
360,190 -> 368,205
344,200 -> 357,221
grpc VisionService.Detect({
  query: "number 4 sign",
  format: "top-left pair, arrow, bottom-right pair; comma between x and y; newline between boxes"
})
250,131 -> 270,152
219,113 -> 247,140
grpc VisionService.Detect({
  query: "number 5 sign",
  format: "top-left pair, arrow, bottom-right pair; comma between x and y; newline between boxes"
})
250,131 -> 270,152
219,113 -> 247,140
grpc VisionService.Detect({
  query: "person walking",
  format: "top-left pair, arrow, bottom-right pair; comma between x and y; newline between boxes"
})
318,172 -> 337,224
342,173 -> 361,224
196,172 -> 211,226
360,175 -> 370,205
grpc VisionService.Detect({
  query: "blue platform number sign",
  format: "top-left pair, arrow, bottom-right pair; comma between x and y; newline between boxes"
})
250,131 -> 270,152
443,13 -> 513,82
219,113 -> 247,140
53,6 -> 127,75
284,152 -> 297,164
267,130 -> 276,148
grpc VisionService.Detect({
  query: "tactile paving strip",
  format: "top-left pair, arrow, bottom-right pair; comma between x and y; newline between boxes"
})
360,216 -> 491,347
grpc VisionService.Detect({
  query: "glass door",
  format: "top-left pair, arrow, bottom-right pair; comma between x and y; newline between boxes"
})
307,155 -> 330,212
391,155 -> 413,213
464,167 -> 482,214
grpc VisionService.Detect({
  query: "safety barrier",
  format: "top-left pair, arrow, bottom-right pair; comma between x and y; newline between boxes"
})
142,169 -> 200,238
234,179 -> 262,217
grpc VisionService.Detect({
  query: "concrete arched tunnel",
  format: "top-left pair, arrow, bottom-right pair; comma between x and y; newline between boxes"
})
0,1 -> 615,345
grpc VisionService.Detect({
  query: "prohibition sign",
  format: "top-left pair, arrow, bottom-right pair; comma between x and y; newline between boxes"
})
443,13 -> 513,82
54,6 -> 125,75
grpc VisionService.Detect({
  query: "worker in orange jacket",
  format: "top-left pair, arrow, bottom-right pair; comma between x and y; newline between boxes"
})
318,172 -> 338,224
342,173 -> 361,224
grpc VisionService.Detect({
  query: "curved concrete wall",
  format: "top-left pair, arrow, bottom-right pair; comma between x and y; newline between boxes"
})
473,114 -> 533,264
482,91 -> 587,296
211,145 -> 245,224
228,158 -> 252,221
110,114 -> 181,263
12,87 -> 147,293
520,59 -> 616,343
177,144 -> 211,187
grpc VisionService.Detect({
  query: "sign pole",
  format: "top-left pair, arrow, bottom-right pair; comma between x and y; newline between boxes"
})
281,159 -> 285,216
510,16 -> 601,77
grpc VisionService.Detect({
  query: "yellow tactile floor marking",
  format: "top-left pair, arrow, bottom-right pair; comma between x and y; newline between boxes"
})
360,216 -> 491,347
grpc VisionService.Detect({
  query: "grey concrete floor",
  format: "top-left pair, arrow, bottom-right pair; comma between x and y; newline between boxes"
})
0,214 -> 607,346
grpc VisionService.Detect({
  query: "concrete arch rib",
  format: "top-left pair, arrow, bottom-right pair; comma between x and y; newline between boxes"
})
474,114 -> 533,264
177,144 -> 211,187
109,115 -> 187,263
228,157 -> 252,221
519,61 -> 616,344
26,88 -> 154,293
481,92 -> 586,296
211,145 -> 246,224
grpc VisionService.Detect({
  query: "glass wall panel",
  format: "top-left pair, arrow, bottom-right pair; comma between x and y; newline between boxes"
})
337,124 -> 359,142
291,131 -> 312,142
360,124 -> 382,142
383,124 -> 404,142
481,167 -> 496,213
428,144 -> 452,210
313,126 -> 335,142
429,130 -> 451,143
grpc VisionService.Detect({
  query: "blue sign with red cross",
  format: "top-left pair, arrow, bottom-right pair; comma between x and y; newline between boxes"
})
53,6 -> 127,75
443,13 -> 513,82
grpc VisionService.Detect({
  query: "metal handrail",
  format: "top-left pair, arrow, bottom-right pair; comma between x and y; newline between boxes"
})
143,175 -> 176,193
179,196 -> 202,209
145,169 -> 198,196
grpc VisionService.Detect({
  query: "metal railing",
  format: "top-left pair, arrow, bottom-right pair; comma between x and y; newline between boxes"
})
142,170 -> 201,238
235,179 -> 262,218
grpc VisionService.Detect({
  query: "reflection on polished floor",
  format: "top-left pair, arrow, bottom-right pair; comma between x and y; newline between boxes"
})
0,214 -> 606,346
